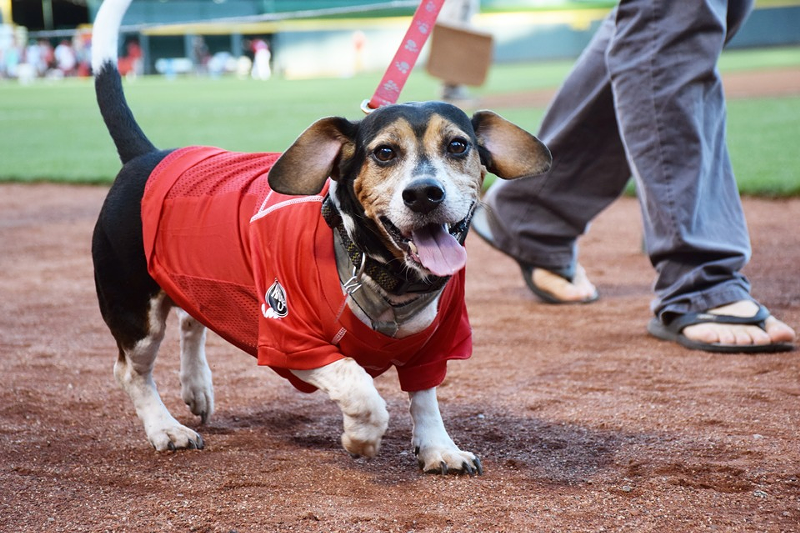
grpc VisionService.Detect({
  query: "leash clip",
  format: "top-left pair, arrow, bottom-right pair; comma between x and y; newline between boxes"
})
360,99 -> 377,115
343,253 -> 367,295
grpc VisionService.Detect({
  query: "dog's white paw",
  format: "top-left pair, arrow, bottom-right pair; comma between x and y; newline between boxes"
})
340,400 -> 390,458
408,389 -> 482,475
415,444 -> 482,476
145,418 -> 205,452
292,358 -> 390,459
180,370 -> 214,424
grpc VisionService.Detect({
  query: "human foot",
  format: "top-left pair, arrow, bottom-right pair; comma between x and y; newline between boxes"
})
470,204 -> 598,304
648,300 -> 795,353
683,300 -> 796,348
526,264 -> 598,304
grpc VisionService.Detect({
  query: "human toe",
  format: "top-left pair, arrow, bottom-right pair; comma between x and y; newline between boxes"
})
764,316 -> 796,344
742,325 -> 770,346
683,323 -> 728,345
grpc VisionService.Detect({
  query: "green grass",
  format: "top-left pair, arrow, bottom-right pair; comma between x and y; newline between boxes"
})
726,96 -> 800,196
0,46 -> 799,195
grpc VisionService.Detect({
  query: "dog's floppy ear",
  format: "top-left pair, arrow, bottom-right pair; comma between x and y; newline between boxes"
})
268,116 -> 357,195
471,110 -> 552,180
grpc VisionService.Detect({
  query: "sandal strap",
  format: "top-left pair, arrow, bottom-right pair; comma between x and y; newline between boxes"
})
669,305 -> 770,332
518,263 -> 575,283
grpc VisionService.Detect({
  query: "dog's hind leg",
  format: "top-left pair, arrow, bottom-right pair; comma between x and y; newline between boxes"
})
114,293 -> 204,451
176,308 -> 214,424
409,388 -> 482,475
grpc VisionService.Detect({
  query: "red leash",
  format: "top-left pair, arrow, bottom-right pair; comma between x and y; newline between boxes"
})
363,0 -> 447,112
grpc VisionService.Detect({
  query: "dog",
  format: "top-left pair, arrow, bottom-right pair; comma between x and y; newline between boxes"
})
91,0 -> 552,475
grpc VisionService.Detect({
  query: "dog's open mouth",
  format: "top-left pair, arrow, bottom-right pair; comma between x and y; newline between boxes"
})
380,213 -> 472,277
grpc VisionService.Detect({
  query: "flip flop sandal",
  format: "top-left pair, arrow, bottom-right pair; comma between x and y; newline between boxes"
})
471,204 -> 598,305
517,263 -> 598,305
647,305 -> 794,354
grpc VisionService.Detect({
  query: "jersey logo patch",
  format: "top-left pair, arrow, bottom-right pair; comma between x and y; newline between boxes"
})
262,279 -> 288,319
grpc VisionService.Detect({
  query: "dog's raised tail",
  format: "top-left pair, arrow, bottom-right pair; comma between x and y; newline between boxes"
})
92,0 -> 156,164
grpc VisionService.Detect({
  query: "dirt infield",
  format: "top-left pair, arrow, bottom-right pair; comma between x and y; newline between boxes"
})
3,65 -> 800,532
1,181 -> 798,532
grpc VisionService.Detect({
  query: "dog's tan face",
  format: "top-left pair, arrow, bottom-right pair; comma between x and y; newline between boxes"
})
353,112 -> 484,277
268,101 -> 552,280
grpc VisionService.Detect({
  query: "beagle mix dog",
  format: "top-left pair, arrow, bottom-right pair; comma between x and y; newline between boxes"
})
91,0 -> 551,475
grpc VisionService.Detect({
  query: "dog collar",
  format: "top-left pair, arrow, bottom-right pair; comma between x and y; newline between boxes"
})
321,195 -> 450,296
332,230 -> 442,337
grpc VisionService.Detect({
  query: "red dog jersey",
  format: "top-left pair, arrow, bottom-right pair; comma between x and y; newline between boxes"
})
142,146 -> 472,393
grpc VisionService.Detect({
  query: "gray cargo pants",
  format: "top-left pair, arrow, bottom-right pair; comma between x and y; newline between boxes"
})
482,0 -> 756,318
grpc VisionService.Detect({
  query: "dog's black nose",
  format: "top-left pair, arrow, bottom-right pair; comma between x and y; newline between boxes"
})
402,178 -> 446,214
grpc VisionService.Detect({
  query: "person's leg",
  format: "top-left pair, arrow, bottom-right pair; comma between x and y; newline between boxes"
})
607,0 -> 793,348
481,0 -> 793,348
479,11 -> 628,301
482,10 -> 629,273
608,0 -> 749,316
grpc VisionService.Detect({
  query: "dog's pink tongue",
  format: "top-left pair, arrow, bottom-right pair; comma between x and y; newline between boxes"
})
411,224 -> 467,277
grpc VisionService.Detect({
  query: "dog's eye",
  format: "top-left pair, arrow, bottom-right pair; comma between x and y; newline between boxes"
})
447,138 -> 469,155
373,145 -> 396,162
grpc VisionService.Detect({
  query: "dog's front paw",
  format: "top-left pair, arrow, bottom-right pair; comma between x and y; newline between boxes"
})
340,400 -> 390,458
415,444 -> 483,476
291,358 -> 389,459
145,419 -> 205,452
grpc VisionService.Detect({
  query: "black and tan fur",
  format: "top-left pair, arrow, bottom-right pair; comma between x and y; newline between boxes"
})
91,0 -> 551,474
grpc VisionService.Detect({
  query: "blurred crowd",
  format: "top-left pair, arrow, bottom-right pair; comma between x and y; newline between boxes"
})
0,31 -> 92,82
0,29 -> 274,82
